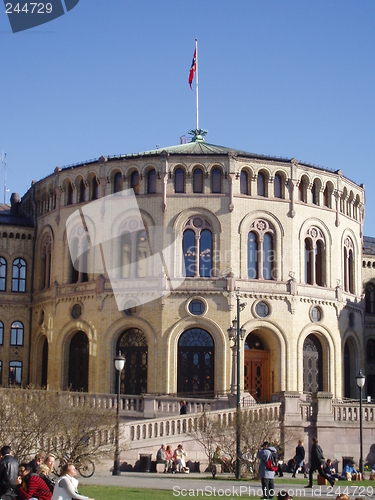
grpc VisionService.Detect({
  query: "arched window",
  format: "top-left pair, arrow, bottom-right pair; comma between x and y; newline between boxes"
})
177,328 -> 214,396
365,283 -> 375,314
304,227 -> 325,286
0,321 -> 3,345
91,177 -> 99,201
257,172 -> 265,197
10,321 -> 23,346
78,179 -> 86,203
199,229 -> 212,277
67,183 -> 73,205
193,169 -> 203,193
247,232 -> 258,279
305,239 -> 313,284
211,168 -> 221,193
69,226 -> 89,284
298,176 -> 308,203
117,329 -> 148,395
312,180 -> 319,205
130,171 -> 139,194
274,174 -> 282,199
9,361 -> 22,386
41,234 -> 52,289
175,168 -> 185,193
12,258 -> 26,292
315,240 -> 324,286
263,233 -> 273,280
183,218 -> 213,278
147,169 -> 156,194
119,219 -> 150,279
247,220 -> 275,280
183,229 -> 195,277
240,170 -> 249,195
0,257 -> 6,291
323,183 -> 333,208
68,331 -> 89,392
343,237 -> 354,293
303,335 -> 323,392
113,172 -> 122,193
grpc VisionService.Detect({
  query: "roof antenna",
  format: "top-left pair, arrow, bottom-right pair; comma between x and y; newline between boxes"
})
1,152 -> 7,204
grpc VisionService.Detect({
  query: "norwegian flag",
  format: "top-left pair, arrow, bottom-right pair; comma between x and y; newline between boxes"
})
188,48 -> 197,90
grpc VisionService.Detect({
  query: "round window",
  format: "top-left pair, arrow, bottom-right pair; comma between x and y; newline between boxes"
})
71,304 -> 82,319
123,301 -> 137,316
188,299 -> 205,316
255,301 -> 269,318
311,306 -> 322,322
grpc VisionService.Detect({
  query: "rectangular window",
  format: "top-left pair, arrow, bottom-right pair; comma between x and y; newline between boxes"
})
9,361 -> 22,386
10,322 -> 23,346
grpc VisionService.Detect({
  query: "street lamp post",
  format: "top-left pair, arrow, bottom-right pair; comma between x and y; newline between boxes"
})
227,288 -> 246,480
113,352 -> 125,476
356,370 -> 366,475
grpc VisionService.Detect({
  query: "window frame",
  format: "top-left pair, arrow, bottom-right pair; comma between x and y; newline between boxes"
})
0,256 -> 6,291
10,321 -> 24,346
12,258 -> 27,292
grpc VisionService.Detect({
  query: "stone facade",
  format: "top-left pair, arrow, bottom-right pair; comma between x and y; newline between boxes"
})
0,135 -> 374,403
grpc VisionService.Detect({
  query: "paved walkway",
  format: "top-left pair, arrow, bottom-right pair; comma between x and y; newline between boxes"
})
79,471 -> 375,497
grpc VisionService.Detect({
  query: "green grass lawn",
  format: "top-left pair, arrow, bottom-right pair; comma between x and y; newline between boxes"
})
79,481 -> 375,499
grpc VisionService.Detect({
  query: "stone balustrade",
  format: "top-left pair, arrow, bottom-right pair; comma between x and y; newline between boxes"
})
125,402 -> 282,444
332,400 -> 375,422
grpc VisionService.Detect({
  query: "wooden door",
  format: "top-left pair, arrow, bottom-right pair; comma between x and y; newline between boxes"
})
244,350 -> 270,402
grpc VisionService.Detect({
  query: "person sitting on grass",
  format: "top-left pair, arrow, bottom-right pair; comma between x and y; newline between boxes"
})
51,463 -> 94,500
324,459 -> 341,480
341,460 -> 360,480
16,462 -> 51,500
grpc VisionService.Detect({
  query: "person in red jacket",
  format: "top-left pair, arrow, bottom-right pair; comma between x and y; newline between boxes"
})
15,462 -> 51,500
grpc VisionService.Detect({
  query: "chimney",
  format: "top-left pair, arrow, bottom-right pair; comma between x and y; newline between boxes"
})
10,193 -> 19,215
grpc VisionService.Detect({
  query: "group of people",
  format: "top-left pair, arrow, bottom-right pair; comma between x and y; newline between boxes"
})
156,444 -> 188,473
257,436 -> 369,499
0,446 -> 94,500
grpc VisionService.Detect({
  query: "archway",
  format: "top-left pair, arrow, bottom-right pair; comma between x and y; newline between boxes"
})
303,334 -> 323,392
117,328 -> 148,395
344,338 -> 357,398
68,331 -> 89,392
244,332 -> 270,402
177,328 -> 214,397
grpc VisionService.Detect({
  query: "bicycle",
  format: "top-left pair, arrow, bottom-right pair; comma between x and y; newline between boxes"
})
54,455 -> 95,478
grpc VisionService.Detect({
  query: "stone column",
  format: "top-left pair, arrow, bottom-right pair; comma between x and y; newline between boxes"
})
279,391 -> 304,460
313,392 -> 335,454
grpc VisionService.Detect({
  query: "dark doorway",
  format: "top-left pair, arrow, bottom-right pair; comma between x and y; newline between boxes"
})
244,333 -> 270,402
303,334 -> 323,392
117,329 -> 148,395
41,337 -> 48,388
68,331 -> 89,392
177,328 -> 214,397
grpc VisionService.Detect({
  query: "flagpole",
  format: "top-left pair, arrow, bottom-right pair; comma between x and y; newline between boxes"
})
195,38 -> 199,130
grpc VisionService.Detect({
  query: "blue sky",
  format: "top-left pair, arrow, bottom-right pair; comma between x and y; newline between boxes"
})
1,1 -> 375,235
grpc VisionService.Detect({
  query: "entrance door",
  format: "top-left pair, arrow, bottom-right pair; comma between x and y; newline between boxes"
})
68,331 -> 89,392
244,350 -> 270,402
303,334 -> 322,393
